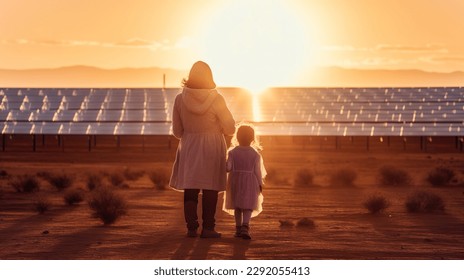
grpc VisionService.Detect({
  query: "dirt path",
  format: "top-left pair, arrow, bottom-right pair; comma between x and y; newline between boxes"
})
1,150 -> 464,259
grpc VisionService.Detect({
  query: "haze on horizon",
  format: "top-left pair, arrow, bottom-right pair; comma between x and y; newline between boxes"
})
1,0 -> 464,89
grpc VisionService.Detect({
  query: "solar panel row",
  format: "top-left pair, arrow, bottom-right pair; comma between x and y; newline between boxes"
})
1,87 -> 463,136
1,122 -> 171,135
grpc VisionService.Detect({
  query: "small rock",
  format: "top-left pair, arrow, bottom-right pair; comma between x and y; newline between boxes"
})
279,220 -> 294,227
296,217 -> 316,228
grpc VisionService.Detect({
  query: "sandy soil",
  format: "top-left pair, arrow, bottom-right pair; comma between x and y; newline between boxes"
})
1,145 -> 464,260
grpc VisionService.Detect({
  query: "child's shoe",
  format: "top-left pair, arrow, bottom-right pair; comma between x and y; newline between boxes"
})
234,226 -> 242,238
241,224 -> 251,240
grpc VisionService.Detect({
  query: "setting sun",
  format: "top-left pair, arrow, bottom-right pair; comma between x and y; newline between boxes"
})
1,1 -> 464,88
199,0 -> 309,94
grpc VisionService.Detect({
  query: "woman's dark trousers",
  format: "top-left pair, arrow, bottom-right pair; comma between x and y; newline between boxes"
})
184,189 -> 218,231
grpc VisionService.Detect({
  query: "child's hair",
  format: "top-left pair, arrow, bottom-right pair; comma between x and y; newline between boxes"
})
230,122 -> 262,151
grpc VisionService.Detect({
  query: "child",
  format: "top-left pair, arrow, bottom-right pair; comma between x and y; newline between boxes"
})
223,123 -> 266,239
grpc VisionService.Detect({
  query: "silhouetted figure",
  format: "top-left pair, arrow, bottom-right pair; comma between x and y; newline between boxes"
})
169,61 -> 235,238
223,123 -> 266,240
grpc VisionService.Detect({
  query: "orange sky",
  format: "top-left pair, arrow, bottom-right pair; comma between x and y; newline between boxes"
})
1,0 -> 463,87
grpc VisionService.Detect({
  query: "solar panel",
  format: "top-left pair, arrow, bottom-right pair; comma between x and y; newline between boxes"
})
1,87 -> 463,136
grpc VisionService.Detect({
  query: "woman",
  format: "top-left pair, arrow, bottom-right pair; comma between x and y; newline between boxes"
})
169,61 -> 235,238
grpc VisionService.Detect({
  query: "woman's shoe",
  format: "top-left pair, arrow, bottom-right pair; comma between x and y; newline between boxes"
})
234,226 -> 242,238
200,229 -> 222,238
187,229 -> 198,238
241,224 -> 251,240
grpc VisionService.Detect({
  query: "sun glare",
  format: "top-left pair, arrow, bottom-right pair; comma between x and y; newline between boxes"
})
252,94 -> 263,122
199,0 -> 309,95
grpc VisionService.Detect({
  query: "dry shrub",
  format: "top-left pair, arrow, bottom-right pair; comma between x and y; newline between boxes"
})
265,168 -> 290,185
426,167 -> 455,187
109,172 -> 125,187
330,168 -> 357,187
149,169 -> 170,190
363,194 -> 390,214
63,189 -> 85,205
405,191 -> 445,213
48,173 -> 74,191
0,169 -> 9,179
379,166 -> 412,186
87,173 -> 104,191
34,196 -> 51,214
296,217 -> 316,228
88,187 -> 127,225
123,168 -> 145,181
11,175 -> 40,193
294,168 -> 314,187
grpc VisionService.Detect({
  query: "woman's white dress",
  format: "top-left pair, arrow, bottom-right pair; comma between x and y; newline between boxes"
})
169,87 -> 235,191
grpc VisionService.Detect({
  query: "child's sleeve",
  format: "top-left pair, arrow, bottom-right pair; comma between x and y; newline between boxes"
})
260,154 -> 267,181
254,153 -> 266,186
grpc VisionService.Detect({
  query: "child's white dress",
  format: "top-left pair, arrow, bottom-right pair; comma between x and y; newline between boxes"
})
223,146 -> 266,217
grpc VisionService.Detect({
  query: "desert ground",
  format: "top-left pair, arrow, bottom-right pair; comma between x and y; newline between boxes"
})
1,136 -> 463,260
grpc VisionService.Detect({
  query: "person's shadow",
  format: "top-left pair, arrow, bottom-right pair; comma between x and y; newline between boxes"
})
232,238 -> 250,259
170,237 -> 197,259
171,237 -> 250,260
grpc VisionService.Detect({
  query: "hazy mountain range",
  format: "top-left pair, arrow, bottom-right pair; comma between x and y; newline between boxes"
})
0,65 -> 463,88
0,66 -> 187,88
